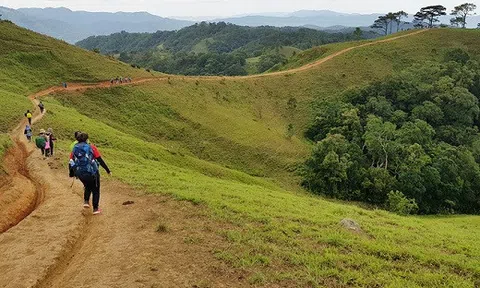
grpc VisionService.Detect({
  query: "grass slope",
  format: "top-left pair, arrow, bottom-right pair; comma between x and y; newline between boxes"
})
0,21 -> 153,133
32,29 -> 480,287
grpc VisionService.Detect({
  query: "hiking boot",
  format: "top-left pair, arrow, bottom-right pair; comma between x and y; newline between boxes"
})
93,209 -> 102,215
83,201 -> 90,208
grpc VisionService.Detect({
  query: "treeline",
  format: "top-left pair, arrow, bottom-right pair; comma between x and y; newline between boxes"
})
372,3 -> 477,35
302,49 -> 480,215
77,22 -> 377,76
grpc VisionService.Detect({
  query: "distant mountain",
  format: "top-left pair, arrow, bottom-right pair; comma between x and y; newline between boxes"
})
215,11 -> 384,28
215,10 -> 480,29
0,7 -> 193,43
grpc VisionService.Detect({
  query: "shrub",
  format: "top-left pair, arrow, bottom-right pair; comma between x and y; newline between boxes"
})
386,191 -> 418,215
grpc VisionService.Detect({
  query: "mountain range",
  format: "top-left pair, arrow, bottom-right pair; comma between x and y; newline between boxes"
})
1,7 -> 479,43
0,6 -> 192,43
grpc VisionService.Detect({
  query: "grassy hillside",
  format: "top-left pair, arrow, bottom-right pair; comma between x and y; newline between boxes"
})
40,89 -> 480,287
0,21 -> 153,133
3,24 -> 480,286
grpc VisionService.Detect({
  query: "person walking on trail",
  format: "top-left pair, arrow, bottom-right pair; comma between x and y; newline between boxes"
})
38,101 -> 45,114
35,129 -> 47,158
24,125 -> 32,142
69,131 -> 83,151
25,110 -> 32,125
47,128 -> 56,156
69,133 -> 111,215
44,133 -> 51,157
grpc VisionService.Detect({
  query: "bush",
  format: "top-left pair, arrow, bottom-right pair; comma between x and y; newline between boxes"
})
386,191 -> 418,215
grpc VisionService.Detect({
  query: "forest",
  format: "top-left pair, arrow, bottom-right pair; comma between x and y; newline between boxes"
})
302,48 -> 480,215
76,22 -> 377,75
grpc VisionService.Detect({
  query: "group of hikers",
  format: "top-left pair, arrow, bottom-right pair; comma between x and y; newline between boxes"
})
110,77 -> 132,85
23,97 -> 111,215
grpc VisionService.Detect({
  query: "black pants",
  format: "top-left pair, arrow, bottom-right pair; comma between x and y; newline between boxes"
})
79,173 -> 101,210
49,142 -> 54,156
28,118 -> 32,125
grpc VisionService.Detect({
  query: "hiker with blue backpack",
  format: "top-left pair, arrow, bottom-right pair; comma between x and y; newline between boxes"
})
69,132 -> 111,215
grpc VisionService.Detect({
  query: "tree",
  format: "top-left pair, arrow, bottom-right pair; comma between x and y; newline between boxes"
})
371,16 -> 390,35
450,17 -> 464,27
394,11 -> 408,32
451,3 -> 477,28
353,27 -> 363,40
386,12 -> 398,34
414,5 -> 447,28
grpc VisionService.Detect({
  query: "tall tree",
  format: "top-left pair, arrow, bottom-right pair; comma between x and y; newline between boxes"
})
353,27 -> 363,40
414,5 -> 447,28
450,3 -> 477,28
371,15 -> 390,35
394,11 -> 409,32
386,12 -> 398,34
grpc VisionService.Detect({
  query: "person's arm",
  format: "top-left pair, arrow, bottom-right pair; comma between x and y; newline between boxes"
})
96,157 -> 111,174
91,145 -> 111,174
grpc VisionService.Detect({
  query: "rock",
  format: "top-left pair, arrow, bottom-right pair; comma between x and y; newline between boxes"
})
340,218 -> 362,233
122,200 -> 135,206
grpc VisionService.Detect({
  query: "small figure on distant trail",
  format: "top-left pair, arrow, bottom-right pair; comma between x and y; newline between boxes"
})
115,77 -> 119,84
35,129 -> 47,158
47,128 -> 56,156
24,110 -> 32,125
38,101 -> 45,114
62,82 -> 68,88
110,79 -> 114,85
69,132 -> 111,215
24,125 -> 32,142
120,77 -> 123,84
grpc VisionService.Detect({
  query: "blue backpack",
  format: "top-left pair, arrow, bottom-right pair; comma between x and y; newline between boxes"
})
72,142 -> 98,176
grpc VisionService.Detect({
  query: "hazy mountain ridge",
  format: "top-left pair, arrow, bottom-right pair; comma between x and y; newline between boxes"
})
0,6 -> 193,43
1,6 -> 478,44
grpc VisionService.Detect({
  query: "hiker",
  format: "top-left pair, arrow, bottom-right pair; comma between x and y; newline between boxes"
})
25,110 -> 32,125
47,128 -> 56,156
24,125 -> 33,142
35,129 -> 47,157
38,101 -> 45,114
110,79 -> 114,85
69,133 -> 111,215
44,133 -> 51,157
69,131 -> 82,151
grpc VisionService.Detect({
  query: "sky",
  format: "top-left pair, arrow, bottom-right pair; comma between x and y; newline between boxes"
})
0,0 -> 469,17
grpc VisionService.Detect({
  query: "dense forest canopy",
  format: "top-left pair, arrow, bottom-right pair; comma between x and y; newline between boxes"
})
302,48 -> 480,215
76,22 -> 378,75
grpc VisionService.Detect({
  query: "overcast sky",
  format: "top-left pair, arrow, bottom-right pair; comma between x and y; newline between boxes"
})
0,0 -> 470,17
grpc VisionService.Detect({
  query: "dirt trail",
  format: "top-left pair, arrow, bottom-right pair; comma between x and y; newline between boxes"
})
0,84 -> 245,288
0,30 -> 426,288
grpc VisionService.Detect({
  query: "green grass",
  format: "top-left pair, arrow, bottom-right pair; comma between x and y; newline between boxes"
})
278,46 -> 302,58
49,80 -> 310,188
4,25 -> 480,286
0,21 -> 153,132
39,97 -> 480,287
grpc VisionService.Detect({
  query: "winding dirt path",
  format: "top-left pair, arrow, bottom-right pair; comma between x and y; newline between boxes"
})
0,29 -> 426,288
